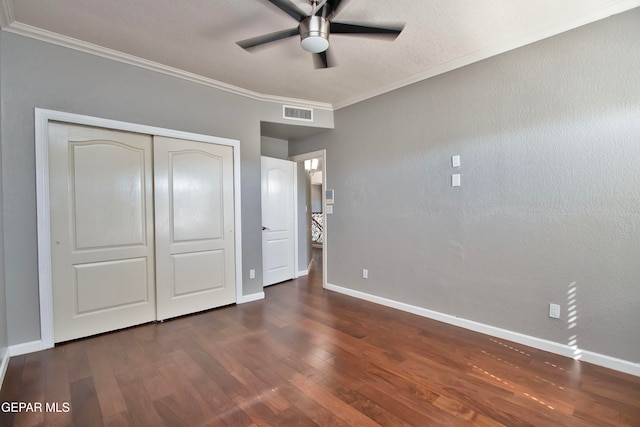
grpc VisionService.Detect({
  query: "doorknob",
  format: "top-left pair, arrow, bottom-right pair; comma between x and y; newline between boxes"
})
262,226 -> 270,231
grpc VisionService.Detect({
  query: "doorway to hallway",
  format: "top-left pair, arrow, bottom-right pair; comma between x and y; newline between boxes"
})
290,150 -> 327,290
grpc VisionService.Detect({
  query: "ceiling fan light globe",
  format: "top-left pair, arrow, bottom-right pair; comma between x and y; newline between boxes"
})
301,36 -> 329,53
300,15 -> 330,53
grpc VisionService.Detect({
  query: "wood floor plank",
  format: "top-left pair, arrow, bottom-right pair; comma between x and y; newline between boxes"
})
137,361 -> 175,402
0,356 -> 25,427
169,349 -> 252,427
115,369 -> 164,427
63,339 -> 93,384
11,352 -> 47,427
172,335 -> 249,399
69,377 -> 104,427
102,411 -> 135,427
269,362 -> 381,427
42,347 -> 72,427
356,382 -> 460,426
229,365 -> 292,415
156,357 -> 222,425
268,405 -> 322,427
85,341 -> 128,418
250,362 -> 352,427
1,249 -> 639,426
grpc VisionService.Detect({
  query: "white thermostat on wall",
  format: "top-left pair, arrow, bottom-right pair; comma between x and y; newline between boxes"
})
326,189 -> 335,204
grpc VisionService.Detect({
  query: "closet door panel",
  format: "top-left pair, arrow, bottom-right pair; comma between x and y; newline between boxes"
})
49,122 -> 156,343
171,152 -> 224,242
154,136 -> 236,320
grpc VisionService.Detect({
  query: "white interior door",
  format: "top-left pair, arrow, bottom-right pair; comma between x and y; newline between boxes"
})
261,156 -> 295,286
154,136 -> 236,320
49,122 -> 156,342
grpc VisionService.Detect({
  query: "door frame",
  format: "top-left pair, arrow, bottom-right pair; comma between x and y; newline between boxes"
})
289,149 -> 327,289
35,108 -> 244,350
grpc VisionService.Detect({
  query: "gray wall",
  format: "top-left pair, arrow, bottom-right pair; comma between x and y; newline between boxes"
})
260,135 -> 289,159
0,32 -> 332,346
291,8 -> 640,363
0,31 -> 9,365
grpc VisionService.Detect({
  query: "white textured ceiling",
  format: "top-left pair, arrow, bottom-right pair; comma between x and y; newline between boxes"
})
1,0 -> 638,108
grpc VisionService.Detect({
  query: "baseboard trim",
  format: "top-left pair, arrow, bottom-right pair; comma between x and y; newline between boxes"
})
579,349 -> 640,376
9,340 -> 45,357
295,255 -> 314,278
0,347 -> 10,388
238,292 -> 265,304
325,283 -> 640,377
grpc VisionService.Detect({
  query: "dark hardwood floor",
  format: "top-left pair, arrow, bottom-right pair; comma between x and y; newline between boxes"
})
2,249 -> 639,426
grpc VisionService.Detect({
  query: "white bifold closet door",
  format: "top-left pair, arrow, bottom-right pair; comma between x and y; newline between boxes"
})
48,123 -> 235,343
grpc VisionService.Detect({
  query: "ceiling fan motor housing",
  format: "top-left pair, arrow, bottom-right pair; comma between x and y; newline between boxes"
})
300,16 -> 330,53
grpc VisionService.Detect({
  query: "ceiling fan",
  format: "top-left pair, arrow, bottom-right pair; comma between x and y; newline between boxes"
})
236,0 -> 404,68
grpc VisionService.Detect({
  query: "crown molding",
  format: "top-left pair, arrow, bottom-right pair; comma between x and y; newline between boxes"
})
333,0 -> 640,110
3,1 -> 638,112
0,0 -> 14,28
2,21 -> 334,111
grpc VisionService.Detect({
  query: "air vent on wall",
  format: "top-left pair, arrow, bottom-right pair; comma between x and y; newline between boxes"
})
283,105 -> 313,122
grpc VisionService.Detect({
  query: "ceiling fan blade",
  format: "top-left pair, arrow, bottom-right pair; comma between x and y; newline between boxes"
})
313,51 -> 328,69
330,22 -> 404,37
237,27 -> 300,50
327,0 -> 351,19
313,49 -> 335,69
267,0 -> 308,21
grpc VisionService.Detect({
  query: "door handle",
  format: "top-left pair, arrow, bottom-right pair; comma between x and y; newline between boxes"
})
262,226 -> 270,231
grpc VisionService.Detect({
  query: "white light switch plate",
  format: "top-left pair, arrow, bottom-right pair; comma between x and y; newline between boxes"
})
452,174 -> 461,187
452,155 -> 460,168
